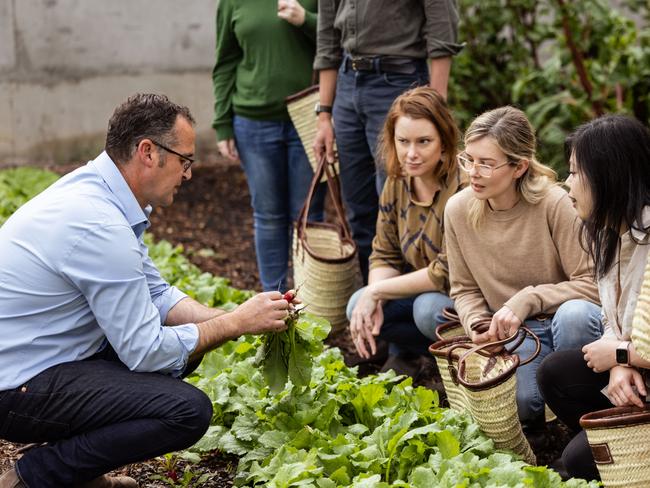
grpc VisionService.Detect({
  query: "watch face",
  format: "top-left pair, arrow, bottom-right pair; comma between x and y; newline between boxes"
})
616,346 -> 629,365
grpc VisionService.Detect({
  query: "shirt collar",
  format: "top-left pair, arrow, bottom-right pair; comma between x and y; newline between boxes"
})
90,151 -> 151,237
630,206 -> 650,241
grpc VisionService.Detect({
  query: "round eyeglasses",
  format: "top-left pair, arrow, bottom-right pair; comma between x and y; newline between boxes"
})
457,153 -> 512,178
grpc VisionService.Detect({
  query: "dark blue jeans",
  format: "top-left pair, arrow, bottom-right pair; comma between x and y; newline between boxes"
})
0,348 -> 212,487
234,116 -> 325,291
333,58 -> 429,282
346,288 -> 452,357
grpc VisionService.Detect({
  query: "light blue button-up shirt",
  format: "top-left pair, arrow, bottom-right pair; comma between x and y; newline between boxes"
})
0,152 -> 199,390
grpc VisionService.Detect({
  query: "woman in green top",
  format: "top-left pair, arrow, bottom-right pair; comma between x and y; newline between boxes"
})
213,0 -> 324,291
346,87 -> 464,377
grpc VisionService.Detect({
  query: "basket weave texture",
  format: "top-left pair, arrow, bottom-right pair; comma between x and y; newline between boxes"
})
632,254 -> 650,361
430,312 -> 537,464
293,225 -> 356,330
286,85 -> 339,181
580,405 -> 650,487
292,156 -> 357,333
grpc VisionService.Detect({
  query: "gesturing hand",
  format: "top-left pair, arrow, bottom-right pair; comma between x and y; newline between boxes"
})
277,0 -> 306,26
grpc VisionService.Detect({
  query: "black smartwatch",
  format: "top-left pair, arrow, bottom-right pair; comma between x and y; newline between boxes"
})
315,102 -> 333,115
616,341 -> 631,366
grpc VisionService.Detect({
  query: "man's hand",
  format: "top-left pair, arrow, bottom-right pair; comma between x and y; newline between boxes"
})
313,115 -> 336,163
488,306 -> 521,341
583,338 -> 619,373
217,139 -> 239,163
607,366 -> 647,408
277,0 -> 306,26
349,287 -> 384,359
232,291 -> 290,335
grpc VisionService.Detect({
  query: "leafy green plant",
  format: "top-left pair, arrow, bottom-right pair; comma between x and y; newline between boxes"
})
256,310 -> 331,393
150,453 -> 212,488
2,167 -> 602,486
450,0 -> 649,175
0,167 -> 59,225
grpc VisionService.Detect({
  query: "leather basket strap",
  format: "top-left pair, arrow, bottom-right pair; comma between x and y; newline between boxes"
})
297,155 -> 352,243
456,326 -> 541,390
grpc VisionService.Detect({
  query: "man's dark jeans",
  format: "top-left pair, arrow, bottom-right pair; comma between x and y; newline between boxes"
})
333,57 -> 429,282
0,347 -> 212,487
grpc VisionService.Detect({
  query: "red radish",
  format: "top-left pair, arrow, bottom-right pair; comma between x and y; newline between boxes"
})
283,289 -> 296,303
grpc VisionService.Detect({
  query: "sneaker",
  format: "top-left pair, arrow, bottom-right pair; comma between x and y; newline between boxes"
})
379,354 -> 421,379
0,468 -> 25,488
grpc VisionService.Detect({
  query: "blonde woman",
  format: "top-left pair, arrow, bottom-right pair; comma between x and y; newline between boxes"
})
444,106 -> 601,434
346,87 -> 464,377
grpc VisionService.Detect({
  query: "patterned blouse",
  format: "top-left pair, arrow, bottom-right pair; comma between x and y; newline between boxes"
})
369,169 -> 465,292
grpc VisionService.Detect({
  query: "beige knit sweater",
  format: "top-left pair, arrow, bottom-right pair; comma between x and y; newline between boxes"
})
444,185 -> 600,332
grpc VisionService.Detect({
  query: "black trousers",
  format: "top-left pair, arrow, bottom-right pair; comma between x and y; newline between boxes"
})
0,347 -> 212,487
537,349 -> 612,481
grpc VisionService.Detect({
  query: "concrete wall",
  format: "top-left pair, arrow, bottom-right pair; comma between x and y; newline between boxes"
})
0,0 -> 216,166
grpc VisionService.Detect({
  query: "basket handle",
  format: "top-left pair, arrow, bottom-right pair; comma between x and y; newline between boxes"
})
296,155 -> 353,245
456,326 -> 541,390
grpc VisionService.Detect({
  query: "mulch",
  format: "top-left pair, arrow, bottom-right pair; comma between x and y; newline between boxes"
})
0,157 -> 569,485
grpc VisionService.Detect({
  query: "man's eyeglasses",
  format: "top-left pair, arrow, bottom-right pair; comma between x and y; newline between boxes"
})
457,152 -> 512,178
149,139 -> 195,172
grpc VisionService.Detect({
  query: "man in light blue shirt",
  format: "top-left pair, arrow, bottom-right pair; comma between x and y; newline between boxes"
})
0,94 -> 291,488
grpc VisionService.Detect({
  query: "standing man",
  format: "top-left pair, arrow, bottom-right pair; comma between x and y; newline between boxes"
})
0,94 -> 291,488
313,0 -> 462,282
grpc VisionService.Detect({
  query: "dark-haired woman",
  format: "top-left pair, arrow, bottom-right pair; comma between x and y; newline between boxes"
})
538,114 -> 650,481
346,86 -> 464,376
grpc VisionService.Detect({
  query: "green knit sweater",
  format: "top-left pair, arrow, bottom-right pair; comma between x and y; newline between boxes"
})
212,0 -> 317,141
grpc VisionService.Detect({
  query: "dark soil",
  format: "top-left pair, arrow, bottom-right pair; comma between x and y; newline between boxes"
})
0,157 -> 569,485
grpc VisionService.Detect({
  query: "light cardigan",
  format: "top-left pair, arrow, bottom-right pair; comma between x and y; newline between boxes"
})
601,207 -> 650,342
444,185 -> 600,332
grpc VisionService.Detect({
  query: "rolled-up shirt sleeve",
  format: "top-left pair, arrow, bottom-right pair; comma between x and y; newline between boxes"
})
139,235 -> 189,323
424,0 -> 464,58
61,223 -> 199,377
314,0 -> 343,70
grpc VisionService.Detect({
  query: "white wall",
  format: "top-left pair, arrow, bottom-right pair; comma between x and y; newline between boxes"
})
0,0 -> 217,165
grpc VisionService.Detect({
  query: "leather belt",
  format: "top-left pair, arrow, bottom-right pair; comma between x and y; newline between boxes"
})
344,56 -> 419,75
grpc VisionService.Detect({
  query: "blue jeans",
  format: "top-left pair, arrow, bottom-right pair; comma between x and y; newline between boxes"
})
346,287 -> 453,356
0,347 -> 212,487
515,299 -> 603,424
234,116 -> 325,291
333,58 -> 429,282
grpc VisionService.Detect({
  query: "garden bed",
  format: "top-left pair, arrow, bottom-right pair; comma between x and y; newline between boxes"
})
1,160 -> 578,486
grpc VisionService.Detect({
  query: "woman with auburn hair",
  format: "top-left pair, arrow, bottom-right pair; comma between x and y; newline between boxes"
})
347,86 -> 464,377
538,115 -> 650,481
444,106 -> 602,437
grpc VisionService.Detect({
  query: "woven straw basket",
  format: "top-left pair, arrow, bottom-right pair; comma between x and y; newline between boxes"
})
631,253 -> 650,361
286,85 -> 339,182
430,312 -> 539,465
293,156 -> 357,332
580,405 -> 650,487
